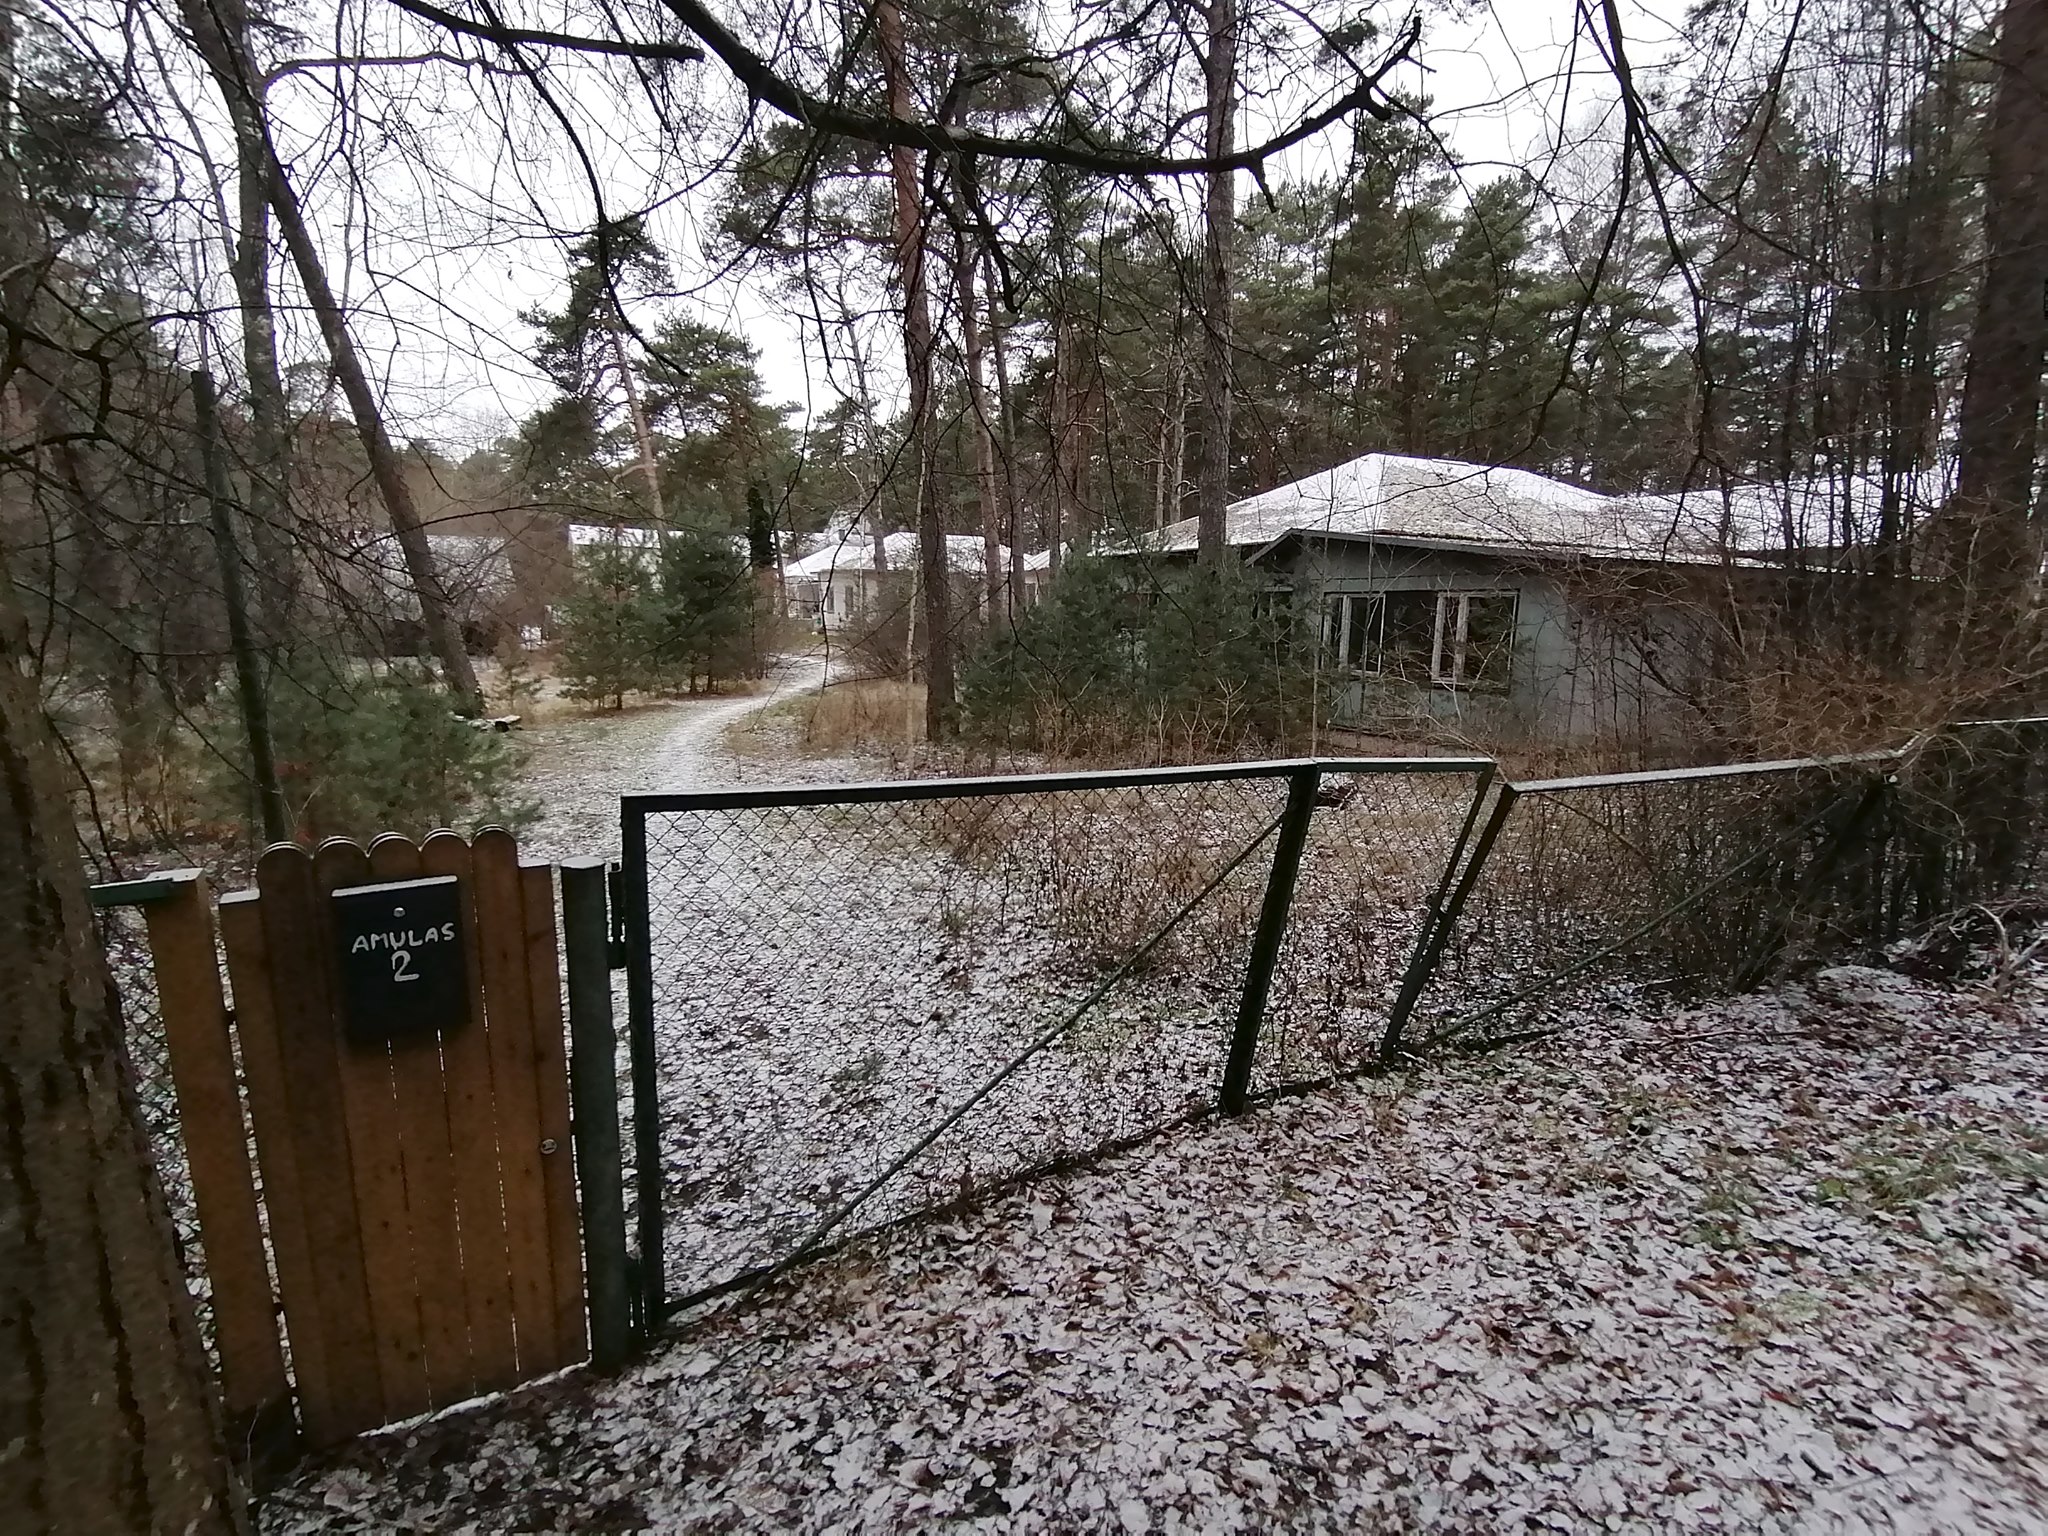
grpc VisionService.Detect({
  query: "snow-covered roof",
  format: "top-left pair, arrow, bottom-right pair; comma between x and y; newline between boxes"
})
1144,453 -> 1869,566
786,531 -> 1010,581
1621,470 -> 1949,556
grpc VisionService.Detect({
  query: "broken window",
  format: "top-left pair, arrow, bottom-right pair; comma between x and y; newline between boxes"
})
1455,592 -> 1517,690
1320,587 -> 1518,689
1382,591 -> 1439,681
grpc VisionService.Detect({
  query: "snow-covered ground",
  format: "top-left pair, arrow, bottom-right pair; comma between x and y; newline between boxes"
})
262,948 -> 2048,1533
516,651 -> 858,862
629,766 -> 1474,1302
507,654 -> 1483,1307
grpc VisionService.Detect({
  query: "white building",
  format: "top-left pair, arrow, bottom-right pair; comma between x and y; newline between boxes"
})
786,532 -> 1039,630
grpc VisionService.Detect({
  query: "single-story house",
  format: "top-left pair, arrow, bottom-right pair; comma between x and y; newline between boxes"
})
567,523 -> 664,569
786,532 -> 1034,631
1133,453 -> 1851,746
344,530 -> 519,652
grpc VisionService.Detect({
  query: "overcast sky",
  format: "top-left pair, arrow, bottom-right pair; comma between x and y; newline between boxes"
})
232,0 -> 1685,451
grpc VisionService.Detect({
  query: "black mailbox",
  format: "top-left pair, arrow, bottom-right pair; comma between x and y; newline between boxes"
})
331,876 -> 470,1045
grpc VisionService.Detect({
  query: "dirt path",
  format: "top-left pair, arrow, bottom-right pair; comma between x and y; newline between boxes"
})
516,652 -> 831,862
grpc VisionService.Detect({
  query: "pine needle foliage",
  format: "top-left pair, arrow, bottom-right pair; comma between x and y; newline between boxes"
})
961,557 -> 1321,758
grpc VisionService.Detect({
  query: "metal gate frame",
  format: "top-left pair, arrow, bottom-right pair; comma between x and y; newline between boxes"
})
619,754 -> 1494,1328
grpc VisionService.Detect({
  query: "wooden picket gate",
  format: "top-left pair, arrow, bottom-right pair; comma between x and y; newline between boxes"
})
112,828 -> 592,1456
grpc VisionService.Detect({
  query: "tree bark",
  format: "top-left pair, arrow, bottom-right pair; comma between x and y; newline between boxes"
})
221,119 -> 299,641
1936,0 -> 2048,668
954,222 -> 1003,622
192,369 -> 291,845
876,0 -> 952,737
611,327 -> 666,523
1048,312 -> 1074,570
985,251 -> 1025,611
0,548 -> 245,1536
1195,0 -> 1238,565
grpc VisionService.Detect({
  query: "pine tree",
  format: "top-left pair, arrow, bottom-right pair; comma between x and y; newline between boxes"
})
653,527 -> 761,693
554,542 -> 661,710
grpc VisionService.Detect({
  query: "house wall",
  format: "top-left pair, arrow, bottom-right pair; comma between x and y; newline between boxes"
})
1273,539 -> 1687,745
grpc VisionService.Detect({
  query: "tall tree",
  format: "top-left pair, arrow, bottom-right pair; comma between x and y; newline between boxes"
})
0,545 -> 243,1534
175,0 -> 485,711
1195,0 -> 1239,565
526,219 -> 674,524
875,0 -> 953,736
1937,0 -> 2048,666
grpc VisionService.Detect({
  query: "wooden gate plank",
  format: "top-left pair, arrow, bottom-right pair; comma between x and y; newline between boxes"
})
168,880 -> 293,1459
521,859 -> 587,1366
472,829 -> 558,1375
421,830 -> 519,1392
252,846 -> 383,1440
368,833 -> 473,1406
314,838 -> 430,1423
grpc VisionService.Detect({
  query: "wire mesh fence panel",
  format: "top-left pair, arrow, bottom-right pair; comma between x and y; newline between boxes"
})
1414,761 -> 1879,1047
1249,768 -> 1492,1091
98,904 -> 213,1358
629,773 -> 1297,1305
1412,720 -> 2048,1049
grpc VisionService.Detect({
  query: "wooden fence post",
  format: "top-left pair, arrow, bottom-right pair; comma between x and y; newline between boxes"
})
135,872 -> 298,1469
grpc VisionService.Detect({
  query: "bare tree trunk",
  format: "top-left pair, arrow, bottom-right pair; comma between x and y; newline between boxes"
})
263,159 -> 484,710
877,0 -> 952,737
193,369 -> 290,845
1195,0 -> 1238,565
164,0 -> 292,634
986,252 -> 1025,611
0,549 -> 244,1536
611,327 -> 666,523
1937,0 -> 2048,672
1048,312 -> 1074,570
955,223 -> 1003,622
173,0 -> 480,707
1155,335 -> 1187,531
229,132 -> 296,640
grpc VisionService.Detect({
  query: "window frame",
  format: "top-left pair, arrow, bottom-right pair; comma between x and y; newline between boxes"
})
1321,586 -> 1518,692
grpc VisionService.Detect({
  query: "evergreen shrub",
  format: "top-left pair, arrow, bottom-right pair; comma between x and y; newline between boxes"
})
960,556 -> 1322,758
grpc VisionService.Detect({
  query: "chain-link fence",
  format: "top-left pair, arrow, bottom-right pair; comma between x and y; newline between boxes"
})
621,758 -> 1492,1315
1406,718 -> 2048,1049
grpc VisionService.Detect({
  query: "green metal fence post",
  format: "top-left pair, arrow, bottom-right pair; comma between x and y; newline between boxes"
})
1219,766 -> 1322,1116
1380,779 -> 1519,1061
561,857 -> 634,1367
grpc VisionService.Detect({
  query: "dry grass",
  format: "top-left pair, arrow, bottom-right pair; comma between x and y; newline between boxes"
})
732,677 -> 928,758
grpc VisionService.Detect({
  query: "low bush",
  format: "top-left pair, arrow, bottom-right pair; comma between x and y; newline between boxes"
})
209,653 -> 537,845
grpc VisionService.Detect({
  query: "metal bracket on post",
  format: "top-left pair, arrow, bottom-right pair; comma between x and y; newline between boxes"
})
561,858 -> 635,1366
1220,766 -> 1322,1116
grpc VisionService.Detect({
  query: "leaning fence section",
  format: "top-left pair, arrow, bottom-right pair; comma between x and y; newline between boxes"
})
621,757 -> 1491,1320
1400,718 -> 2048,1050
